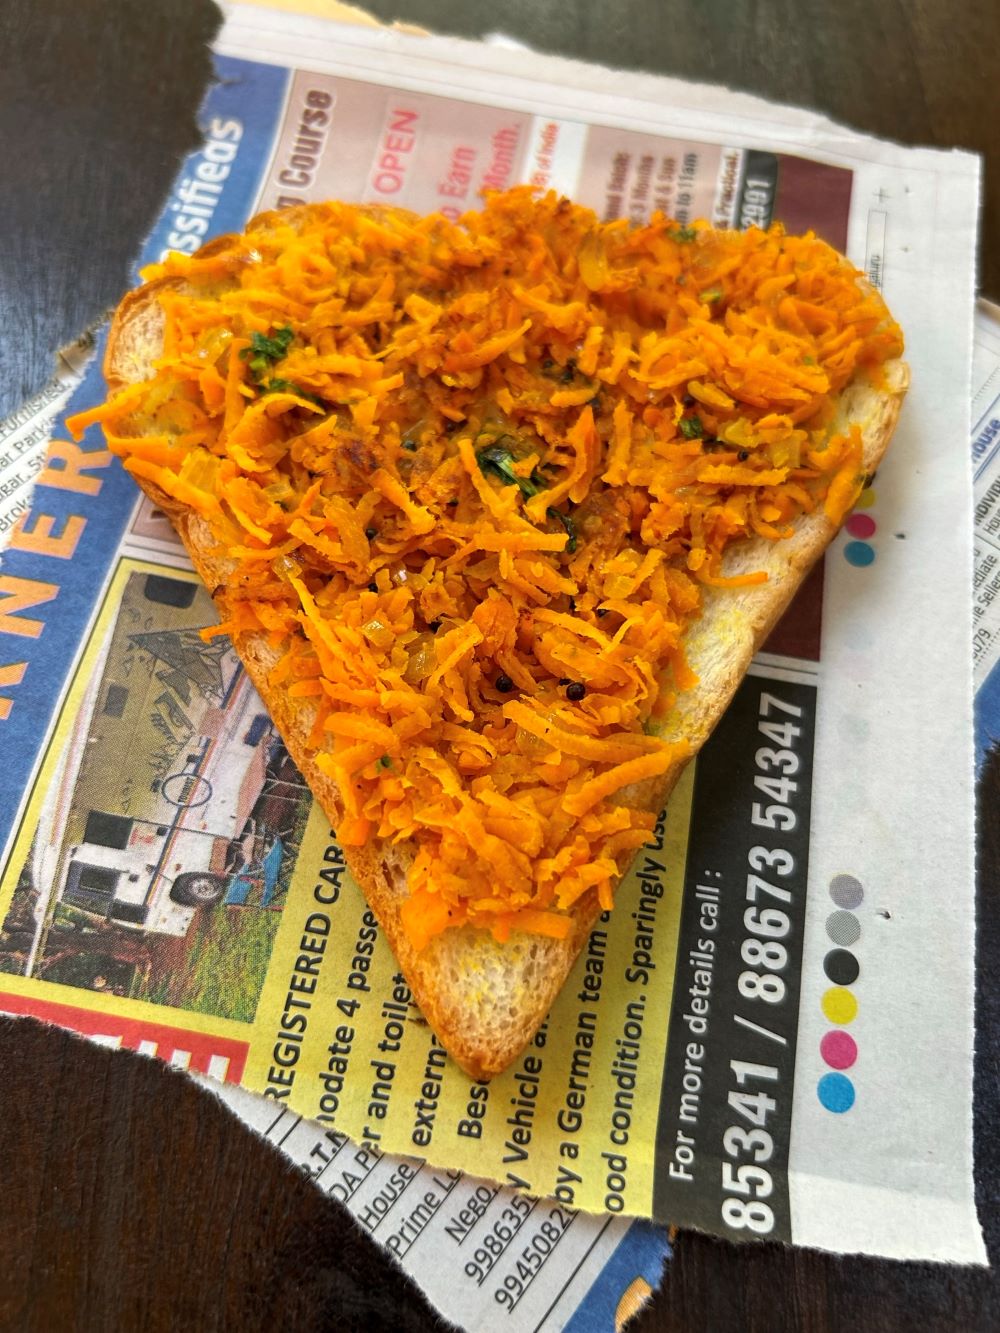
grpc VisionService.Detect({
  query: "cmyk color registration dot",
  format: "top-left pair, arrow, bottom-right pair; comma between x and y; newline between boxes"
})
823,948 -> 861,985
843,540 -> 876,567
817,1072 -> 856,1113
820,1030 -> 857,1070
821,986 -> 858,1024
842,494 -> 877,565
829,874 -> 864,910
846,513 -> 876,539
826,909 -> 861,947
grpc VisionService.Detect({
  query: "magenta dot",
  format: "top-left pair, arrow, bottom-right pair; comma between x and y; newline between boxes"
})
846,513 -> 876,539
821,1030 -> 857,1070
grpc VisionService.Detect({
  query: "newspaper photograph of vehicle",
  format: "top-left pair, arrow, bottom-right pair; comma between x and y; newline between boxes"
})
0,566 -> 313,1021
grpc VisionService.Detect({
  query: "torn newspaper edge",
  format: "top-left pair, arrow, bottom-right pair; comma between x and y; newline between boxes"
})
205,1077 -> 671,1333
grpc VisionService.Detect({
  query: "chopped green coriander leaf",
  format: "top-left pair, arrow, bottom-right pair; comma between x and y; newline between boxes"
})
670,225 -> 698,243
679,415 -> 704,439
476,440 -> 544,499
699,286 -> 723,304
547,506 -> 578,554
476,442 -> 580,553
261,377 -> 324,407
240,325 -> 295,381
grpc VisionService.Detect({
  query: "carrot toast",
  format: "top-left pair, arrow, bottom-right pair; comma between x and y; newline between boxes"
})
72,190 -> 908,1076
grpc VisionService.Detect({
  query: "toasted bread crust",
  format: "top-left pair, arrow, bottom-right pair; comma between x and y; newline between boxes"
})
103,219 -> 908,1079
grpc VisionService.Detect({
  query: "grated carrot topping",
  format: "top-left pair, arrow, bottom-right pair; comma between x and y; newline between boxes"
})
88,190 -> 903,949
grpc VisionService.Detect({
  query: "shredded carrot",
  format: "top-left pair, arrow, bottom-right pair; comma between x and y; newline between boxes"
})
92,189 -> 903,949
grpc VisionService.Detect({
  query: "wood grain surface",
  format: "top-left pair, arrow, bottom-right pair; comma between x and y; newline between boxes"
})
1,1 -> 997,1329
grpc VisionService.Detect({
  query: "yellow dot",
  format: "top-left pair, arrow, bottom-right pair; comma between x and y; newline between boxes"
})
856,488 -> 876,509
822,986 -> 857,1024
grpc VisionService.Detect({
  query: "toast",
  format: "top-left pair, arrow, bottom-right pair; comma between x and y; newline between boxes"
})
79,192 -> 908,1078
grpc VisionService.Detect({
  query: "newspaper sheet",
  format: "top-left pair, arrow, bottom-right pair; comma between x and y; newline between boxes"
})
0,5 -> 984,1270
0,333 -> 95,542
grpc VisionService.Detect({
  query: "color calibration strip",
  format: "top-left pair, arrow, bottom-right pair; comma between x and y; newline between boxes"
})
842,486 -> 878,567
817,874 -> 863,1112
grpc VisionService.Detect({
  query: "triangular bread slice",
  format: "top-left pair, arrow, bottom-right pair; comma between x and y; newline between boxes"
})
94,201 -> 907,1079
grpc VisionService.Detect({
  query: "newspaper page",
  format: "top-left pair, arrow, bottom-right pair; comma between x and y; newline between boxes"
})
0,7 -> 984,1268
0,333 -> 95,543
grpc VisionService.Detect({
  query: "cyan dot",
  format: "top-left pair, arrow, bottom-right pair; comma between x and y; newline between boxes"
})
844,540 -> 876,567
818,1072 -> 856,1113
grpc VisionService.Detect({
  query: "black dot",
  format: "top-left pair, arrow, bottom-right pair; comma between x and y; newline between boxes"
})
495,673 -> 514,693
367,582 -> 378,593
566,682 -> 586,702
364,527 -> 378,540
824,949 -> 860,985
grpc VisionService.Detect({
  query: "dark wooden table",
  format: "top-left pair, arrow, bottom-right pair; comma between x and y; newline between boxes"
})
2,1 -> 998,1328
